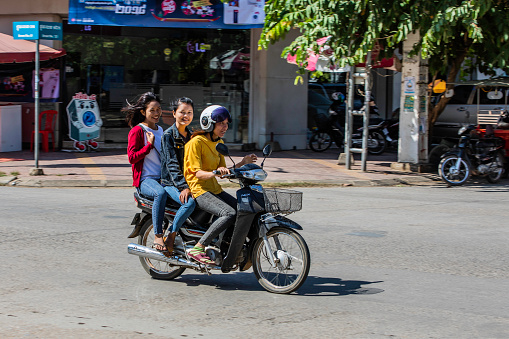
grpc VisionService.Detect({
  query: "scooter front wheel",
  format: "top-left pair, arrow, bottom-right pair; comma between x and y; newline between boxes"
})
138,219 -> 186,280
439,155 -> 471,186
309,132 -> 332,152
252,227 -> 310,294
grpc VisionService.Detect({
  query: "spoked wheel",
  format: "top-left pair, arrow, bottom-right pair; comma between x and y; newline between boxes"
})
138,219 -> 186,280
252,227 -> 310,294
439,155 -> 471,186
309,132 -> 332,152
486,152 -> 505,183
367,131 -> 387,155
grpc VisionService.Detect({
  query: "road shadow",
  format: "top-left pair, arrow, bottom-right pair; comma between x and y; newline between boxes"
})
295,276 -> 384,296
172,273 -> 384,296
174,271 -> 262,292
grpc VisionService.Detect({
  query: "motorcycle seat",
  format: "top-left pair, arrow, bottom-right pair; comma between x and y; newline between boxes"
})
134,191 -> 182,209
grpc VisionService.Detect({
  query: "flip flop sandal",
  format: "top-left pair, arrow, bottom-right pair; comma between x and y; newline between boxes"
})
188,251 -> 215,265
163,236 -> 175,256
152,242 -> 169,256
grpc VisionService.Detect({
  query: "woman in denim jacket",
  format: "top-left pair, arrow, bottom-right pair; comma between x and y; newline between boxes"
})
160,97 -> 196,253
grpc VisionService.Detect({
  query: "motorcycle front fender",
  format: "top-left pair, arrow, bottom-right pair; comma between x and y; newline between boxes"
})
441,149 -> 462,158
261,214 -> 303,232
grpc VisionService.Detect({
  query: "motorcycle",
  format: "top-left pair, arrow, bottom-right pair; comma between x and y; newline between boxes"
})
308,111 -> 388,155
438,124 -> 506,185
127,144 -> 311,294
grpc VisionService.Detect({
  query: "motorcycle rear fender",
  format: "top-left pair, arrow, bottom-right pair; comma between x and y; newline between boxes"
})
127,211 -> 150,238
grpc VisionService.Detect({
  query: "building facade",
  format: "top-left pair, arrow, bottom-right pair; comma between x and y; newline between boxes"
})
0,0 -> 309,150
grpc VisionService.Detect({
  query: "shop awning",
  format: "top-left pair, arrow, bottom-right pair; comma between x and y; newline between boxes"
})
0,32 -> 66,64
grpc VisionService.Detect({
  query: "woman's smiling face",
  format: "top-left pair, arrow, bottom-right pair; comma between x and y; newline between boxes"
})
173,103 -> 193,127
141,100 -> 161,124
213,118 -> 229,139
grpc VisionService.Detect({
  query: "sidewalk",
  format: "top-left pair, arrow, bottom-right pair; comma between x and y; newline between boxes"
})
0,147 -> 439,188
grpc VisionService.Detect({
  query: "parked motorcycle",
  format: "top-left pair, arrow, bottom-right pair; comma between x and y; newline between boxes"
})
438,125 -> 506,185
127,144 -> 311,294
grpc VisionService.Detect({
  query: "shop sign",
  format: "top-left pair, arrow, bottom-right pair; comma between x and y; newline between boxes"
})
69,0 -> 265,29
13,21 -> 63,40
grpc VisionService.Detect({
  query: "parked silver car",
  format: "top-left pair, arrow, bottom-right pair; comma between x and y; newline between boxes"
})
434,84 -> 507,141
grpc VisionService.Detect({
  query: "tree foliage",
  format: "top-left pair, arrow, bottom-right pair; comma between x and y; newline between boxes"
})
259,0 -> 509,126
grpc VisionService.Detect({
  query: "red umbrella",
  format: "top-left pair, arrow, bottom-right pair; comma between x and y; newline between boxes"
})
0,32 -> 66,63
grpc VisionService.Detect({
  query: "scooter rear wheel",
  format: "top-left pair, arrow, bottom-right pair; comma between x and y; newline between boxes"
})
486,151 -> 505,183
252,227 -> 310,294
367,131 -> 387,155
138,219 -> 186,280
309,132 -> 332,152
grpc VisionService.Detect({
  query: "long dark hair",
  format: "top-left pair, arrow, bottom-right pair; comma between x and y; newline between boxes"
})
123,92 -> 160,128
169,97 -> 194,113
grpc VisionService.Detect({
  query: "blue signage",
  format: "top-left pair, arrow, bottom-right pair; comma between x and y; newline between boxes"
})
68,0 -> 265,29
12,21 -> 63,40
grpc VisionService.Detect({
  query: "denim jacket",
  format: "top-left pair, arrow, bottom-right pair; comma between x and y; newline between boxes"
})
160,124 -> 191,191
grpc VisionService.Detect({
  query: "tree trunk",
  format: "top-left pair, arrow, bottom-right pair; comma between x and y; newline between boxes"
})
428,46 -> 470,130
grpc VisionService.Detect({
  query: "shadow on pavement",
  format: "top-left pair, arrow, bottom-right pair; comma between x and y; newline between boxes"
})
295,276 -> 384,296
169,273 -> 384,296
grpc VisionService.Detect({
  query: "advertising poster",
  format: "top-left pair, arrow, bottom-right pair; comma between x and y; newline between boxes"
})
69,0 -> 265,29
0,64 -> 60,103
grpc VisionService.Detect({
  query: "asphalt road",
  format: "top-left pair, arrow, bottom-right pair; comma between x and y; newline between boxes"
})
0,185 -> 508,338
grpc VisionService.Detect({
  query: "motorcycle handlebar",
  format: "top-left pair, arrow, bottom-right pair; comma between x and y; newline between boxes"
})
212,169 -> 236,178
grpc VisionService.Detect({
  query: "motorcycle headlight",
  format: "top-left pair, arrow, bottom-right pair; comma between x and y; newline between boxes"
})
240,169 -> 267,181
458,126 -> 468,135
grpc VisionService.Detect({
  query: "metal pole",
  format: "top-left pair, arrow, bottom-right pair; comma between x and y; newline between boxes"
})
345,69 -> 354,169
34,39 -> 40,169
361,51 -> 372,172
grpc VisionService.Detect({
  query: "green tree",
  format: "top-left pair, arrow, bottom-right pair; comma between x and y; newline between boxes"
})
259,0 -> 509,128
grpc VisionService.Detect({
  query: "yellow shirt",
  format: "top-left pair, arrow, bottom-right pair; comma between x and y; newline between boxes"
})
184,134 -> 226,198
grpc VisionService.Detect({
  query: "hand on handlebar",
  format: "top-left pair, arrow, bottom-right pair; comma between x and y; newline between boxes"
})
213,167 -> 230,176
213,167 -> 231,178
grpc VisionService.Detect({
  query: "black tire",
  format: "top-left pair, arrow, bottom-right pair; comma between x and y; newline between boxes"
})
367,131 -> 387,155
428,144 -> 451,168
309,132 -> 332,152
486,151 -> 505,183
252,227 -> 310,294
439,155 -> 471,186
138,218 -> 186,280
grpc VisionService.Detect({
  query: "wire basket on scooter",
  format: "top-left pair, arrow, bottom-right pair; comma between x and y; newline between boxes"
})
263,188 -> 303,214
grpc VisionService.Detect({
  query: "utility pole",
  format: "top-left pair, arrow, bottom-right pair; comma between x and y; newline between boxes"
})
397,32 -> 429,167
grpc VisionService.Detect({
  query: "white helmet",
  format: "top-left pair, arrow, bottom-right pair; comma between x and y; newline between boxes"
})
200,105 -> 232,132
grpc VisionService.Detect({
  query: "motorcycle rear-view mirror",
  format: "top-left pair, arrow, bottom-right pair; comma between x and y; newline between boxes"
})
260,144 -> 272,168
216,143 -> 236,168
215,143 -> 229,156
262,144 -> 272,157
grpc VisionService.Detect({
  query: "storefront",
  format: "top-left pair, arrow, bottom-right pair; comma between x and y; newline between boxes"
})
1,0 -> 309,152
62,21 -> 251,144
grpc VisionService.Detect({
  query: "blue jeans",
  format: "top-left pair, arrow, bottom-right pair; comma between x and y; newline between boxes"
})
163,185 -> 196,233
139,178 -> 168,235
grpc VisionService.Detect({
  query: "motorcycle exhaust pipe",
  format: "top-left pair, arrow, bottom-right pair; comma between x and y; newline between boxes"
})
127,243 -> 201,269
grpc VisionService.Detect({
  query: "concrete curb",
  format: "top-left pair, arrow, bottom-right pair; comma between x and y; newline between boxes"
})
7,177 -> 438,188
0,176 -> 17,185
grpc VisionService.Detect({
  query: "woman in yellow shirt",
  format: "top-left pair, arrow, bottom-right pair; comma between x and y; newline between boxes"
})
184,105 -> 257,265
